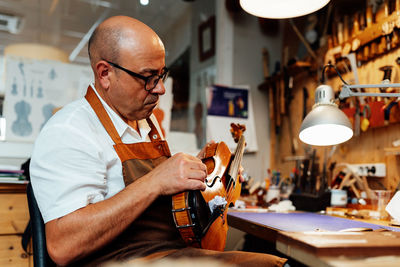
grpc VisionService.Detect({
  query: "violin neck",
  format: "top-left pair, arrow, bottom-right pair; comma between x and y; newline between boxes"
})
228,135 -> 245,185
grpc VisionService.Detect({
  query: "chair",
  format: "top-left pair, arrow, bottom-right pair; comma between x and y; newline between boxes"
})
26,182 -> 56,267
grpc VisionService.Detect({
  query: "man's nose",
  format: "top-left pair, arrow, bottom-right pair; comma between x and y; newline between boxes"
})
151,80 -> 166,95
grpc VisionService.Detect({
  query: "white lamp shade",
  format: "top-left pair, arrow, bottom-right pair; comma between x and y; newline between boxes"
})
239,0 -> 330,19
299,104 -> 353,146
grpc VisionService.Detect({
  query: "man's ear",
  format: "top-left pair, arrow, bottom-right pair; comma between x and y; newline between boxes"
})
96,61 -> 111,89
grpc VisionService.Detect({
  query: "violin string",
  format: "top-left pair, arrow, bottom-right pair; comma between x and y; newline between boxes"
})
231,136 -> 244,175
226,135 -> 245,202
227,136 -> 242,190
234,136 -> 245,175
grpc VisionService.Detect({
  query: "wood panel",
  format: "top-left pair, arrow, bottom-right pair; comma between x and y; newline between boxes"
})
0,183 -> 27,194
0,187 -> 31,266
276,232 -> 400,267
0,235 -> 30,267
277,231 -> 400,257
0,194 -> 29,235
269,46 -> 400,191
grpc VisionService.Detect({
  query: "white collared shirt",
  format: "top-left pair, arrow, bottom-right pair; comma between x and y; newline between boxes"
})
30,84 -> 162,223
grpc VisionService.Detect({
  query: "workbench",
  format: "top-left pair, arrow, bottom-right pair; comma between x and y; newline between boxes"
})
228,210 -> 400,266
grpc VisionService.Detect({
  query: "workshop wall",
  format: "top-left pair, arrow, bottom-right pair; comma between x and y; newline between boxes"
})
268,21 -> 400,194
266,1 -> 400,195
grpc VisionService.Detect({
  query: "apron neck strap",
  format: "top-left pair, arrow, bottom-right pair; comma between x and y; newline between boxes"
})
146,117 -> 162,141
85,86 -> 162,144
85,86 -> 122,144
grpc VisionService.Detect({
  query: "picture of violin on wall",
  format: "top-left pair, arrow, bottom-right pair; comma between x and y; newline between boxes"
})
207,85 -> 248,118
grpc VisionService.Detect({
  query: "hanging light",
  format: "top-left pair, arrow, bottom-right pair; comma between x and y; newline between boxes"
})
239,0 -> 330,19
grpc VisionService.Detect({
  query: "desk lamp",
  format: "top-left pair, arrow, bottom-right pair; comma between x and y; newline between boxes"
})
239,0 -> 330,19
299,64 -> 400,146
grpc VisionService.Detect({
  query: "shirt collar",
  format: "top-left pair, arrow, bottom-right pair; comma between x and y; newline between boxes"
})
89,84 -> 151,140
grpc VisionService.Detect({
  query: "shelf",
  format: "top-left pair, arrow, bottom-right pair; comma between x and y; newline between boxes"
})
258,61 -> 312,91
0,182 -> 27,193
326,10 -> 400,66
384,147 -> 400,156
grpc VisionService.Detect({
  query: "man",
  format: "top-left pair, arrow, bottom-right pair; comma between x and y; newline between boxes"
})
30,16 -> 286,266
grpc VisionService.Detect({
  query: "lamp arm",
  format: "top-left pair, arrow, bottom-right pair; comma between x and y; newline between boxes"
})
339,84 -> 400,99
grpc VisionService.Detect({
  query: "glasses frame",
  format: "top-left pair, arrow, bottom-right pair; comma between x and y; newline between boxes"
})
105,60 -> 169,91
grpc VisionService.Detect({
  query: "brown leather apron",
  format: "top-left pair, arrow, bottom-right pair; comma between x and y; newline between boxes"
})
76,87 -> 185,266
74,86 -> 286,267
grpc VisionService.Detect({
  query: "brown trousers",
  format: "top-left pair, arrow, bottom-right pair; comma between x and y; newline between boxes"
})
123,247 -> 287,267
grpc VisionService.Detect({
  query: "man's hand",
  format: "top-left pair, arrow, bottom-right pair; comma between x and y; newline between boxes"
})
197,141 -> 245,183
239,166 -> 245,183
150,153 -> 207,195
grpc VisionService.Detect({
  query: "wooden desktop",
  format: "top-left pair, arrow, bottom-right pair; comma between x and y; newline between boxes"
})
228,210 -> 400,266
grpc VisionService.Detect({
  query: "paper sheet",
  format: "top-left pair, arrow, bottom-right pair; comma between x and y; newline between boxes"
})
386,191 -> 400,222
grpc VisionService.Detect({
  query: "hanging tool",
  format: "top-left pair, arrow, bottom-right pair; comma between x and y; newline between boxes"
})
262,48 -> 270,78
381,0 -> 393,51
299,158 -> 310,193
383,100 -> 398,125
275,77 -> 282,135
344,53 -> 363,137
360,104 -> 371,131
284,69 -> 297,155
301,149 -> 315,194
308,149 -> 318,195
319,146 -> 337,195
302,87 -> 309,119
379,65 -> 393,93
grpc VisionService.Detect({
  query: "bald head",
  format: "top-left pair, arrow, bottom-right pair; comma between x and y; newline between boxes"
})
88,16 -> 164,69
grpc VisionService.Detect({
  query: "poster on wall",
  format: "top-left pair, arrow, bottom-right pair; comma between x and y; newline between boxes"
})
206,84 -> 258,152
3,56 -> 92,142
207,85 -> 249,118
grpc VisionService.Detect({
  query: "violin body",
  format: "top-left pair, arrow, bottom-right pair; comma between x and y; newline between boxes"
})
172,140 -> 242,251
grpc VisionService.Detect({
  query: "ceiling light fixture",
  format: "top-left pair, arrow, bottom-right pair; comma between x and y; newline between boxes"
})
140,0 -> 149,6
239,0 -> 330,19
69,9 -> 110,62
0,13 -> 24,34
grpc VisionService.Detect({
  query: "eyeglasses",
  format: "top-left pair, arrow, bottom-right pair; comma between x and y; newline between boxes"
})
105,60 -> 169,91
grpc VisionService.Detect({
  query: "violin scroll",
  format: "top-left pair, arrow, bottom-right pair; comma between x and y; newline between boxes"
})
230,123 -> 246,143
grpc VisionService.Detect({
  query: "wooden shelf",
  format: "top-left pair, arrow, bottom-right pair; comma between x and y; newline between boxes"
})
0,182 -> 27,193
347,11 -> 400,50
326,10 -> 400,66
384,147 -> 400,156
258,61 -> 313,91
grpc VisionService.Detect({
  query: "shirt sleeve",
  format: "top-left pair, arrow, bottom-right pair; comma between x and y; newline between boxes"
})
30,123 -> 108,223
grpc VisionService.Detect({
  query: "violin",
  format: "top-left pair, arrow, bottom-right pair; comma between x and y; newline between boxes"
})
172,123 -> 246,251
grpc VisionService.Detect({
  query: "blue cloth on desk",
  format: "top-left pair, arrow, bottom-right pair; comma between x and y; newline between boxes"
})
228,212 -> 400,232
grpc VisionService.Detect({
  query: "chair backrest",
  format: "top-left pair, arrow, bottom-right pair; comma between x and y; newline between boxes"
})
26,182 -> 56,267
